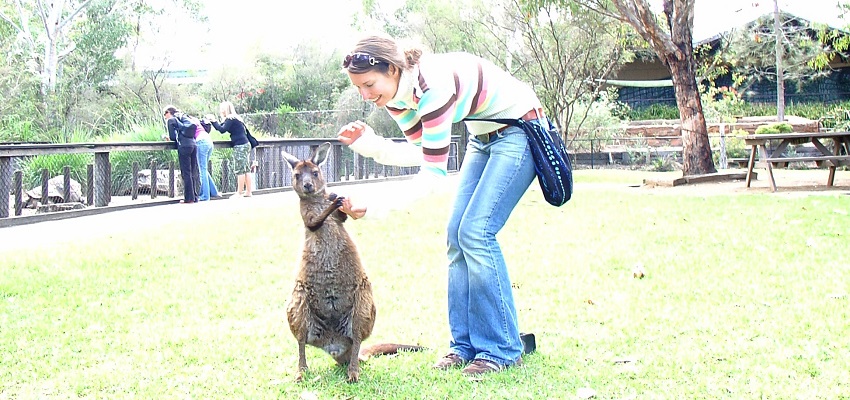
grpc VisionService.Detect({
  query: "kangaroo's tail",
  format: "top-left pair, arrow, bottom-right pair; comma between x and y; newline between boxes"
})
358,343 -> 426,361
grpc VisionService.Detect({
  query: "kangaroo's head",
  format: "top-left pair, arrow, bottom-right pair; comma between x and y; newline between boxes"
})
283,142 -> 331,199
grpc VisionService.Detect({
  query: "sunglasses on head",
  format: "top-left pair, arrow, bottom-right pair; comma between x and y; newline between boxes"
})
343,53 -> 382,68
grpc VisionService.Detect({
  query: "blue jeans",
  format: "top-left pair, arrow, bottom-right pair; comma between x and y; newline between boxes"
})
446,124 -> 536,366
196,138 -> 219,201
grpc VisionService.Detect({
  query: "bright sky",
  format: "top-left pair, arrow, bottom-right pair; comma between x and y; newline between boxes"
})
665,0 -> 847,41
147,0 -> 848,70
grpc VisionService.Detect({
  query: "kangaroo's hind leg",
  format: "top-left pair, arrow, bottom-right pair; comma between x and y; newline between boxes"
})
286,284 -> 310,382
346,281 -> 377,383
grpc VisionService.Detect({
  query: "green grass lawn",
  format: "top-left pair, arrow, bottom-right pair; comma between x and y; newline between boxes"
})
2,170 -> 849,399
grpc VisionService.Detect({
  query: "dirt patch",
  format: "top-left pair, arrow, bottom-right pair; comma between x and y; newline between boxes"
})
635,168 -> 850,197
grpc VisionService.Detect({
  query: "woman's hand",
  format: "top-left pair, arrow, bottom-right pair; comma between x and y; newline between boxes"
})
339,197 -> 367,220
337,120 -> 369,146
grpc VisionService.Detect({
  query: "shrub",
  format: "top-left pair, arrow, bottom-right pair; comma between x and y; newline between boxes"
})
754,122 -> 793,134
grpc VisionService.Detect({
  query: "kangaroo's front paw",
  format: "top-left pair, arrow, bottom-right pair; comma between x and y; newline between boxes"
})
333,196 -> 345,208
327,193 -> 338,201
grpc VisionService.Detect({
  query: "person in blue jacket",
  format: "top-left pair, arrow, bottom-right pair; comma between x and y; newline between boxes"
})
163,105 -> 199,204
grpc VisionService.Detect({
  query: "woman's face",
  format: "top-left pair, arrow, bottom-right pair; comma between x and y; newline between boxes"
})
347,68 -> 399,108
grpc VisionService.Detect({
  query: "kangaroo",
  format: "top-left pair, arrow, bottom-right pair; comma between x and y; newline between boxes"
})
282,142 -> 422,383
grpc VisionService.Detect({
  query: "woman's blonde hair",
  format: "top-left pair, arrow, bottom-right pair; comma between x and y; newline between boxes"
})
219,101 -> 240,120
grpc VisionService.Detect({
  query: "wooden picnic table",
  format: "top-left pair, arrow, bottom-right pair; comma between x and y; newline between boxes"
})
743,131 -> 850,191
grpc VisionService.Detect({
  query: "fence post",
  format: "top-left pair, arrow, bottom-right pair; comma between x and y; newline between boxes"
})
131,161 -> 139,200
150,161 -> 157,199
256,146 -> 266,189
13,170 -> 22,216
590,139 -> 595,170
168,162 -> 175,198
719,123 -> 727,170
221,160 -> 230,192
0,156 -> 11,218
87,164 -> 94,206
354,153 -> 363,180
41,169 -> 49,206
63,166 -> 71,203
94,152 -> 110,207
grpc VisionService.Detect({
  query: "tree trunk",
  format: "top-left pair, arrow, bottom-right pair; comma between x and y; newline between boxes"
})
773,0 -> 785,121
666,56 -> 717,175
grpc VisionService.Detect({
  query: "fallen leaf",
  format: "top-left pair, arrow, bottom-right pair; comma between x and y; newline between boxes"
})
587,299 -> 595,305
632,263 -> 646,279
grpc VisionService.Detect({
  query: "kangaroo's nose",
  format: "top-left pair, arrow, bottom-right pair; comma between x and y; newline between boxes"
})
303,182 -> 313,192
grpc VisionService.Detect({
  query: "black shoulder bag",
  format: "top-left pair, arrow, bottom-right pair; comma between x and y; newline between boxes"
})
465,116 -> 573,206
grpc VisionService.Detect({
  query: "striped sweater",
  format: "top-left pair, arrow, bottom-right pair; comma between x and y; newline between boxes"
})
360,52 -> 542,176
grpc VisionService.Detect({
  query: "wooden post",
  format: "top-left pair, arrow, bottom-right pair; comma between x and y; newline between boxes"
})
63,166 -> 71,203
94,152 -> 110,207
222,160 -> 230,192
106,161 -> 112,204
41,169 -> 49,206
719,124 -> 727,169
150,161 -> 158,199
86,164 -> 94,206
131,161 -> 139,200
13,170 -> 22,216
354,153 -> 363,180
0,156 -> 11,218
256,146 -> 266,190
168,161 -> 175,198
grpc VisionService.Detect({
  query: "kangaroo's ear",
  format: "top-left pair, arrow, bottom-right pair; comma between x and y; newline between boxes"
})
312,142 -> 331,166
282,150 -> 301,169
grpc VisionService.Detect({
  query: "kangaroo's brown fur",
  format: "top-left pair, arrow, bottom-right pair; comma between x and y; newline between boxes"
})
282,142 -> 422,383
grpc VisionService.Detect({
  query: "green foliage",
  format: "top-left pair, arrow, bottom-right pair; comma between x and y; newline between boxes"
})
720,130 -> 750,159
20,153 -> 93,190
724,13 -> 829,93
627,100 -> 850,125
650,154 -> 679,172
755,122 -> 794,134
106,122 -> 177,195
274,104 -> 307,137
567,91 -> 627,140
700,86 -> 746,123
0,114 -> 45,143
627,103 -> 680,120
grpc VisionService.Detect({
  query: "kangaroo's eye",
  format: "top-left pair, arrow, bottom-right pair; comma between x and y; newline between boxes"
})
312,171 -> 319,177
293,172 -> 301,180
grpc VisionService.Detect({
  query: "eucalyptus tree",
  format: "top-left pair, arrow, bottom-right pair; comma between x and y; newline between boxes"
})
501,0 -> 635,140
361,0 -> 633,142
525,0 -> 717,176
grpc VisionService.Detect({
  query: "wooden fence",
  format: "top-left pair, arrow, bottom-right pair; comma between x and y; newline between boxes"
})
0,138 -> 461,220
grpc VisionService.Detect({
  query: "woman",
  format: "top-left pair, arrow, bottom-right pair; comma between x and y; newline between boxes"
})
211,101 -> 252,197
195,116 -> 220,201
163,105 -> 199,204
336,35 -> 544,375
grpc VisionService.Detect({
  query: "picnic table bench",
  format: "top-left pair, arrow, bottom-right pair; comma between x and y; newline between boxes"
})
743,132 -> 850,191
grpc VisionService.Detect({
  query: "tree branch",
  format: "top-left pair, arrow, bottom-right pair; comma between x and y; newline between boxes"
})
57,0 -> 96,32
